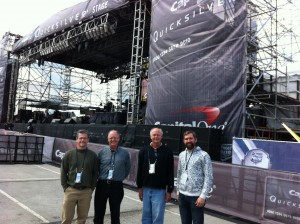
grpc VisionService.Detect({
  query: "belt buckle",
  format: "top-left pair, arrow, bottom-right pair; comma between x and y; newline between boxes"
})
107,180 -> 111,184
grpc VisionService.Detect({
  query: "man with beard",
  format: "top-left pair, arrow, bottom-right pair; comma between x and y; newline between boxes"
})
176,130 -> 213,224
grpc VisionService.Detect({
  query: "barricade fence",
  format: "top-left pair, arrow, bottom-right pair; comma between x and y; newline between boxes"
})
3,123 -> 222,160
0,134 -> 44,163
1,127 -> 299,223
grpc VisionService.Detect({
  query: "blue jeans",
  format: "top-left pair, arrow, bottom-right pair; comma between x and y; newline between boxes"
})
178,193 -> 204,224
142,187 -> 166,224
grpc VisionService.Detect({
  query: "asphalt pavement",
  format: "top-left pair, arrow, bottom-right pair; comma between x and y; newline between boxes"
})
0,163 -> 255,224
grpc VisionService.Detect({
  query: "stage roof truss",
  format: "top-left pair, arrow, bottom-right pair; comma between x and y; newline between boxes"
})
18,13 -> 117,66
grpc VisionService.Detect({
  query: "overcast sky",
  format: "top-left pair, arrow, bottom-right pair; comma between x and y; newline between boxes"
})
0,0 -> 83,38
0,0 -> 299,74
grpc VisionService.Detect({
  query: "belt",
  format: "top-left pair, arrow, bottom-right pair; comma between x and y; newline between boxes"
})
71,185 -> 87,190
99,180 -> 122,185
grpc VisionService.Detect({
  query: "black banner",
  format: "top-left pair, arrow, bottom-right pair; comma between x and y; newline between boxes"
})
146,0 -> 247,145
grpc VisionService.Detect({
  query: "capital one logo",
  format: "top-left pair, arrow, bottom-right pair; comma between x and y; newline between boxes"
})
172,106 -> 220,125
170,0 -> 190,12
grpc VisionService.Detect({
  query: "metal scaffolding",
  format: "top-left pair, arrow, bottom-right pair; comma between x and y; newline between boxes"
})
127,0 -> 147,125
14,61 -> 121,116
245,0 -> 300,140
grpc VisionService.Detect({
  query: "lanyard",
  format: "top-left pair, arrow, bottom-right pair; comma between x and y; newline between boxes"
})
185,150 -> 194,171
148,148 -> 158,165
76,149 -> 87,173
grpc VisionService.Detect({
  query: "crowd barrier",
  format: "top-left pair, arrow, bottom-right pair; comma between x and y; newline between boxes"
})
0,134 -> 44,163
5,123 -> 222,160
1,128 -> 299,223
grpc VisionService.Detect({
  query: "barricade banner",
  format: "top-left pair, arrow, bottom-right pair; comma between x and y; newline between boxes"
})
209,162 -> 300,224
264,177 -> 300,223
232,137 -> 300,173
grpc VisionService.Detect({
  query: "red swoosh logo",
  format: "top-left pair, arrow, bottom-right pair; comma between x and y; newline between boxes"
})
173,107 -> 220,125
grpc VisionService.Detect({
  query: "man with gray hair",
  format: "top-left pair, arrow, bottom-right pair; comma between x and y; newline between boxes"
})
94,130 -> 131,224
137,127 -> 174,224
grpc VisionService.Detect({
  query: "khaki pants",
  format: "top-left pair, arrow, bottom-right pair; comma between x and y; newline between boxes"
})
61,187 -> 93,224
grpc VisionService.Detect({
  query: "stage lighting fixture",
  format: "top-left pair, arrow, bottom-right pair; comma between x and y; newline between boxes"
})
104,23 -> 111,35
99,25 -> 106,37
85,29 -> 93,39
104,23 -> 108,33
92,27 -> 101,39
109,24 -> 116,34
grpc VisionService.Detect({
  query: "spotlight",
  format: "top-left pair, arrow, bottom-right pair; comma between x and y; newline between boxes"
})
104,23 -> 109,33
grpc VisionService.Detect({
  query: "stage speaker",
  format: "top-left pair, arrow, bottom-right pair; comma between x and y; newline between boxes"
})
135,125 -> 155,137
162,126 -> 182,139
121,125 -> 136,147
161,126 -> 182,154
163,138 -> 181,155
133,136 -> 150,149
19,109 -> 33,122
64,118 -> 76,124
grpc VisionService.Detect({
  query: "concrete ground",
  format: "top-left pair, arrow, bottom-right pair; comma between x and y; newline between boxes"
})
0,163 -> 255,224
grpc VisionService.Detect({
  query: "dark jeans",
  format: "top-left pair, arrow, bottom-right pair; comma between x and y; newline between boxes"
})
178,193 -> 204,224
94,180 -> 124,224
